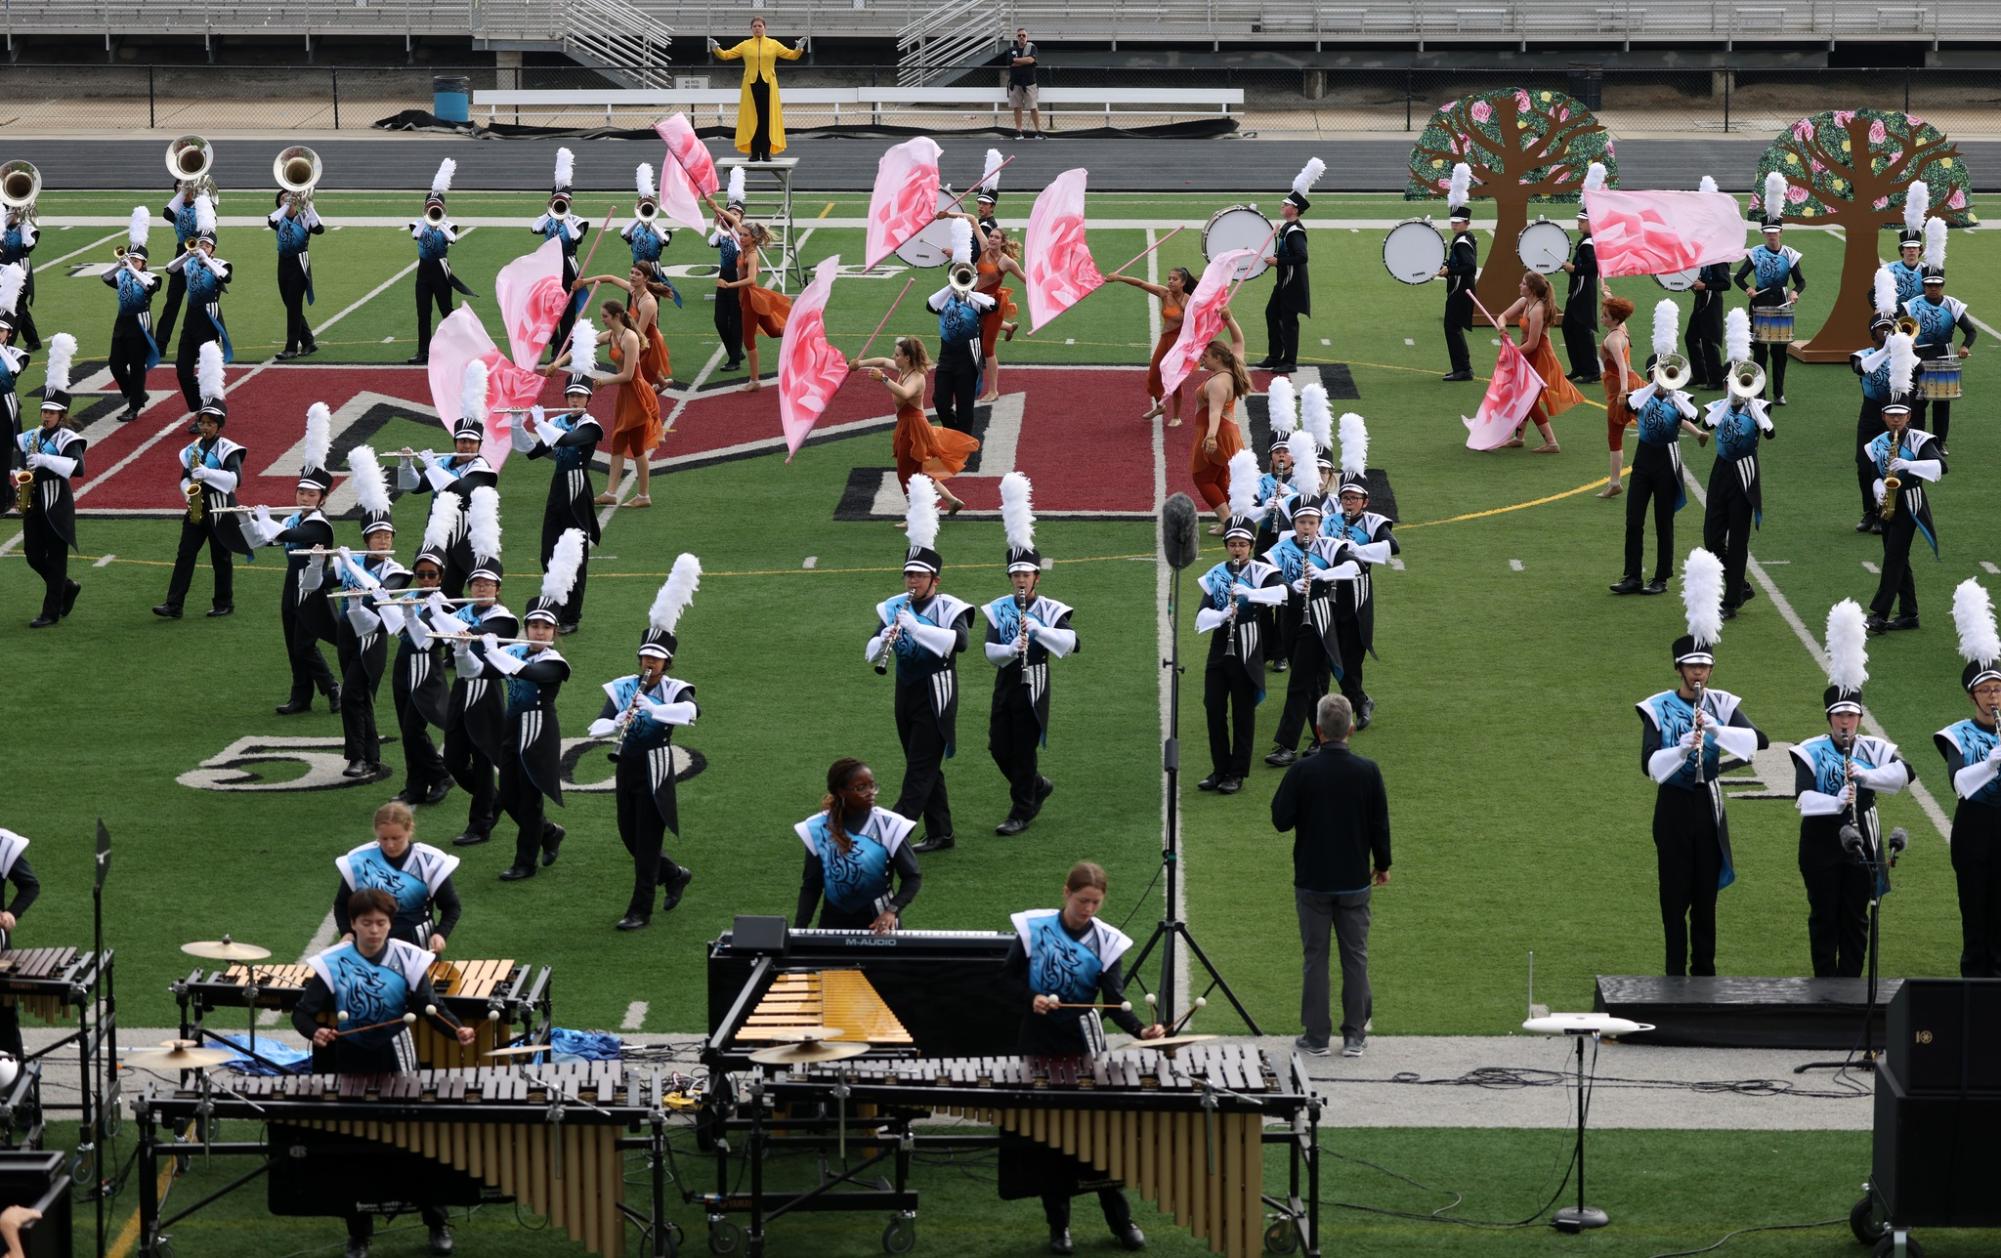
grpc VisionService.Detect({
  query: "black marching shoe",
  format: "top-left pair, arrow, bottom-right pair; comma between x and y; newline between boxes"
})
1250,358 -> 1278,370
451,830 -> 491,847
540,824 -> 566,866
62,581 -> 80,617
27,615 -> 57,629
1608,576 -> 1643,595
1031,776 -> 1055,816
1642,577 -> 1669,596
274,348 -> 298,362
1216,776 -> 1243,795
912,834 -> 956,854
615,913 -> 651,931
1114,1223 -> 1148,1251
1865,613 -> 1891,635
345,1241 -> 369,1258
152,603 -> 184,619
405,354 -> 429,366
1887,613 -> 1920,632
1273,657 -> 1289,673
661,864 -> 693,911
1264,747 -> 1297,767
342,760 -> 372,778
995,816 -> 1029,836
498,865 -> 536,882
1721,606 -> 1739,621
1441,371 -> 1474,382
206,604 -> 234,617
391,788 -> 420,805
420,781 -> 452,806
1740,583 -> 1757,605
325,682 -> 343,713
299,342 -> 320,359
1856,514 -> 1877,533
1868,518 -> 1884,535
1195,774 -> 1221,791
557,622 -> 580,636
1048,1228 -> 1074,1256
275,697 -> 313,715
1357,697 -> 1376,730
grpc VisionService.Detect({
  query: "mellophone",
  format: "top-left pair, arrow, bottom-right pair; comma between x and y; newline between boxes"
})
174,958 -> 552,1069
134,1062 -> 674,1258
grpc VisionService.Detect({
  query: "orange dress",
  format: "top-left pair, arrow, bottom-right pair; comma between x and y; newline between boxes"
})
976,258 -> 1018,358
737,249 -> 793,348
639,319 -> 672,388
1600,339 -> 1635,451
605,340 -> 663,459
1146,302 -> 1185,402
1524,321 -> 1585,427
1188,374 -> 1245,509
892,396 -> 981,491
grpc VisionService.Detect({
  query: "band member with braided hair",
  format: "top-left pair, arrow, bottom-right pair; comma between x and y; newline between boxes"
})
794,759 -> 923,931
1189,306 -> 1250,535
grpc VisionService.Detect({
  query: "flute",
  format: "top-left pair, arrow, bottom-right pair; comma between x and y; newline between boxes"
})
433,632 -> 543,647
207,505 -> 279,515
326,589 -> 473,603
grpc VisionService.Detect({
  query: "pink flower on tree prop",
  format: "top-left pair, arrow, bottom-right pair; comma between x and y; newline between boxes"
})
1948,187 -> 1967,209
1470,99 -> 1492,123
1869,119 -> 1888,144
1786,184 -> 1810,205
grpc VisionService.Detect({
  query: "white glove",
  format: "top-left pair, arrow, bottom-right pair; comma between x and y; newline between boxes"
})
418,449 -> 439,467
190,464 -> 206,482
1291,578 -> 1308,595
896,608 -> 918,633
1679,729 -> 1703,749
530,404 -> 546,428
1887,457 -> 1910,474
254,504 -> 276,535
1873,479 -> 1886,505
587,717 -> 618,738
480,631 -> 500,654
426,590 -> 451,618
1989,744 -> 2001,764
643,699 -> 699,726
1230,583 -> 1256,598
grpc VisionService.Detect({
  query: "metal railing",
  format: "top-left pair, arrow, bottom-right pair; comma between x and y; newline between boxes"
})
562,0 -> 675,89
894,0 -> 999,87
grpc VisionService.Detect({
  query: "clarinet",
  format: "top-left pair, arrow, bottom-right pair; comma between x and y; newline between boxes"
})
1222,561 -> 1243,658
1686,680 -> 1707,783
1015,590 -> 1034,689
613,660 -> 662,752
874,594 -> 909,677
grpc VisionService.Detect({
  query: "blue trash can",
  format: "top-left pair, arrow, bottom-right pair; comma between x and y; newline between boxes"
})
433,74 -> 472,124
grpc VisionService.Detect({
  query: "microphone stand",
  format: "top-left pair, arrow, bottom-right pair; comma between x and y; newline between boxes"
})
1795,799 -> 1899,1075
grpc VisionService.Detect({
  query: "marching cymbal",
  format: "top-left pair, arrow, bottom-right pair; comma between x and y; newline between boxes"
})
127,1040 -> 234,1069
756,1025 -> 846,1045
181,936 -> 272,962
1131,1034 -> 1216,1055
484,1044 -> 553,1059
748,1040 -> 870,1066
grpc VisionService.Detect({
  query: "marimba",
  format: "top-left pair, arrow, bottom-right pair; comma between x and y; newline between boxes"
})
0,946 -> 117,1164
175,957 -> 551,1068
135,1063 -> 673,1258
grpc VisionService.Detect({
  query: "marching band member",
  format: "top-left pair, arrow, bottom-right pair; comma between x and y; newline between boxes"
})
706,171 -> 748,371
1790,602 -> 1912,978
375,496 -> 456,808
1560,163 -> 1605,383
975,162 -> 1002,235
1106,265 -> 1195,424
865,475 -> 973,855
517,326 -> 604,632
1002,862 -> 1162,1255
621,163 -> 671,281
398,362 -> 499,596
1863,339 -> 1943,636
0,265 -> 30,505
709,17 -> 805,163
16,334 -> 82,628
248,403 -> 340,714
1940,580 -> 2001,977
1734,173 -> 1804,406
1190,305 -> 1250,535
295,888 -> 470,1257
1686,179 -> 1730,393
1254,380 -> 1299,564
1495,272 -> 1578,453
105,208 -> 161,422
1636,549 -> 1768,977
1905,217 -> 1975,451
408,160 -> 475,366
332,801 -> 462,952
327,447 -> 409,783
718,220 -> 791,393
547,303 -> 659,507
794,759 -> 921,931
984,474 -> 1077,836
1703,311 -> 1774,622
171,194 -> 232,413
1200,458 -> 1287,794
588,555 -> 702,929
533,148 -> 590,359
926,218 -> 993,435
1611,304 -> 1705,597
0,827 -> 42,1061
1595,294 -> 1635,498
1851,272 -> 1899,535
1256,158 -> 1321,375
1439,165 -> 1477,382
423,485 -> 512,850
1263,434 -> 1336,767
1326,413 -> 1398,730
0,202 -> 38,351
156,179 -> 202,350
855,335 -> 976,509
154,341 -> 252,620
268,190 -> 323,359
1885,180 -> 1929,309
463,530 -> 582,883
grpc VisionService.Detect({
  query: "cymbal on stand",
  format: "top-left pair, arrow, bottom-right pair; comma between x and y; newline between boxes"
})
748,1040 -> 870,1066
182,936 -> 273,962
127,1039 -> 235,1069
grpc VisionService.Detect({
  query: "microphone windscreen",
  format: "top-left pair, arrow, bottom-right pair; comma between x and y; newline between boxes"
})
1839,823 -> 1864,854
1161,493 -> 1199,571
1889,826 -> 1909,853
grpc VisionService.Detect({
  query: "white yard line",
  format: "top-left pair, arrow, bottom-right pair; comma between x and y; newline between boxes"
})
621,1002 -> 649,1032
36,230 -> 123,269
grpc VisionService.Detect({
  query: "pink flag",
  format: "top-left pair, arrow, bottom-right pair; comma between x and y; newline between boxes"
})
778,256 -> 851,461
865,137 -> 942,269
426,307 -> 550,469
492,237 -> 569,368
1158,249 -> 1254,397
1024,168 -> 1106,331
1462,337 -> 1546,450
1582,188 -> 1750,278
655,114 -> 719,196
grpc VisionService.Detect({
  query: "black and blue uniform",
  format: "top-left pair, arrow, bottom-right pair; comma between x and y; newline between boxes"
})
332,841 -> 463,948
0,344 -> 27,495
793,806 -> 921,930
595,672 -> 699,920
1263,535 -> 1339,754
473,641 -> 570,874
0,829 -> 43,1061
1701,398 -> 1773,616
1686,262 -> 1731,390
928,287 -> 987,433
1323,512 -> 1397,714
982,594 -> 1078,825
623,218 -> 669,277
1864,427 -> 1944,623
0,216 -> 39,350
533,212 -> 590,361
332,552 -> 413,772
172,251 -> 232,411
15,422 -> 83,624
709,223 -> 745,366
1442,227 -> 1476,377
1936,715 -> 2001,976
1789,733 -> 1911,977
1885,258 -> 1925,310
376,594 -> 451,803
1263,219 -> 1308,371
1733,243 -> 1803,400
1560,229 -> 1599,380
156,190 -> 199,348
1850,343 -> 1894,521
523,411 -> 602,628
103,262 -> 161,416
871,591 -> 973,845
1198,558 -> 1285,782
435,600 -> 516,845
399,453 -> 497,598
1903,290 -> 1975,445
161,435 -> 253,614
409,218 -> 475,362
263,508 -> 339,709
1621,386 -> 1693,586
268,205 -> 323,355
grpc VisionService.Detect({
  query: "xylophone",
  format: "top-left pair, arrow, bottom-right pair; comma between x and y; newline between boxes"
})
175,957 -> 551,1068
0,946 -> 101,1023
136,1063 -> 673,1258
0,946 -> 117,1167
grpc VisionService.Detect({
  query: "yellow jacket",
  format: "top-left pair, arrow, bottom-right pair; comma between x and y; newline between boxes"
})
714,36 -> 804,155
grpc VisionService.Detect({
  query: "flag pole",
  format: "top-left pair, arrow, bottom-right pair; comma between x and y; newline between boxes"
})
1025,225 -> 1186,338
853,277 -> 917,363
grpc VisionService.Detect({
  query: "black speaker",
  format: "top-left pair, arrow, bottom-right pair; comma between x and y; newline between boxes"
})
0,1151 -> 72,1258
1884,978 -> 2001,1093
730,915 -> 789,956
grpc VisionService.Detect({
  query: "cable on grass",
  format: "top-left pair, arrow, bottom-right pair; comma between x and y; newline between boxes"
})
1646,1216 -> 1846,1258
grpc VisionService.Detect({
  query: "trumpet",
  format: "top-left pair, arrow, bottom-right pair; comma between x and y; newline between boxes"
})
12,469 -> 31,515
424,203 -> 448,227
948,261 -> 978,296
1726,359 -> 1766,401
1650,351 -> 1692,392
0,160 -> 40,222
166,135 -> 218,202
635,198 -> 659,224
549,193 -> 572,219
273,144 -> 321,211
1894,314 -> 1921,338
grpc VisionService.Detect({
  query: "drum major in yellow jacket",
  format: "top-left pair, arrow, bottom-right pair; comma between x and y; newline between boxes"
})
714,35 -> 805,155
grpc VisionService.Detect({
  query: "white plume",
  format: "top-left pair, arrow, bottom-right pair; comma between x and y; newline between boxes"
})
553,146 -> 575,188
468,485 -> 502,561
1000,471 -> 1035,554
1300,382 -> 1333,452
1338,412 -> 1369,478
43,332 -> 75,397
1824,599 -> 1869,693
197,339 -> 226,404
348,445 -> 391,516
904,474 -> 940,551
1266,376 -> 1298,437
635,162 -> 656,201
1652,299 -> 1679,362
1292,157 -> 1326,198
1725,308 -> 1752,364
1925,216 -> 1947,271
194,193 -> 216,236
1887,331 -> 1919,397
727,166 -> 746,205
569,316 -> 598,378
1953,579 -> 2000,666
0,263 -> 22,316
650,553 -> 702,633
303,401 -> 331,473
981,148 -> 1004,192
1762,170 -> 1786,218
1285,433 -> 1319,500
1698,175 -> 1718,194
460,360 -> 488,428
541,528 -> 586,605
1904,180 -> 1929,235
1682,547 -> 1725,648
1582,161 -> 1607,193
1448,162 -> 1472,207
1873,265 -> 1898,320
949,217 -> 972,266
1227,449 -> 1261,519
127,205 -> 150,251
422,491 -> 461,555
431,159 -> 456,196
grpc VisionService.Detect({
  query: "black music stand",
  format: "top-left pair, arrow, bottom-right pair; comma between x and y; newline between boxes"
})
1126,540 -> 1260,1036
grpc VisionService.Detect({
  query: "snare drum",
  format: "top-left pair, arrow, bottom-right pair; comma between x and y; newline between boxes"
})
1382,219 -> 1446,286
1202,204 -> 1273,281
1752,303 -> 1796,344
1654,268 -> 1700,293
1516,218 -> 1572,275
894,188 -> 959,269
1919,358 -> 1963,400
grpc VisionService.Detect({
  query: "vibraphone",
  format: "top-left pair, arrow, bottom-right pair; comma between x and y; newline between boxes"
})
697,1043 -> 1321,1258
0,946 -> 117,1166
174,957 -> 551,1067
136,1063 -> 674,1258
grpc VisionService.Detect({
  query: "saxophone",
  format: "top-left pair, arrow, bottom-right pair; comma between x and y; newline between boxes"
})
11,467 -> 29,515
1878,441 -> 1902,523
186,442 -> 207,524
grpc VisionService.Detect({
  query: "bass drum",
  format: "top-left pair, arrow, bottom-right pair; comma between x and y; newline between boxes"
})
1516,218 -> 1571,275
1203,204 -> 1273,281
1381,219 -> 1445,285
894,188 -> 959,269
1654,268 -> 1700,292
